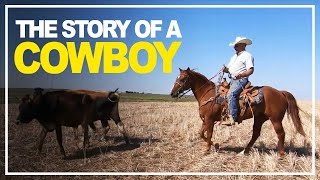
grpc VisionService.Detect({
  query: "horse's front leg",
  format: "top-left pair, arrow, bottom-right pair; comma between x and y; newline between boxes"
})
205,118 -> 214,152
199,121 -> 207,142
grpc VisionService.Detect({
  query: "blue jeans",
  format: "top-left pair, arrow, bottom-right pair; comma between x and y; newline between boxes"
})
227,78 -> 248,121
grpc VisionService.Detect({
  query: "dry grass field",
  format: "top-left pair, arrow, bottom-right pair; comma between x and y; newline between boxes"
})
1,101 -> 319,179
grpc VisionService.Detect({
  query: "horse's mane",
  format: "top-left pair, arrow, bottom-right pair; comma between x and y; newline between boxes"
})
188,70 -> 216,88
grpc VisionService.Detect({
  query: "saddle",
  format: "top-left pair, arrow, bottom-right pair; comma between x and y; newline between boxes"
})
218,79 -> 260,102
216,78 -> 263,123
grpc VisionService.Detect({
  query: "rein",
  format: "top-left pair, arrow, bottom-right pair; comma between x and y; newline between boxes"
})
178,70 -> 224,99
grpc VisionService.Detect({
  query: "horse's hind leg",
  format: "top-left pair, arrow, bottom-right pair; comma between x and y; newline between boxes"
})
243,117 -> 266,154
271,120 -> 286,157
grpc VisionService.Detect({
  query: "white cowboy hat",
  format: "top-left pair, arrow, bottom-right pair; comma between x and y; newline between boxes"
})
229,36 -> 252,46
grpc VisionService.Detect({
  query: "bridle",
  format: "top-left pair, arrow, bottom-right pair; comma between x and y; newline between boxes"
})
174,74 -> 191,98
174,70 -> 224,99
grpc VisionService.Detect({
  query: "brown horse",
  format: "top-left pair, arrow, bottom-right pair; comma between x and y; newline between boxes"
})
170,67 -> 306,156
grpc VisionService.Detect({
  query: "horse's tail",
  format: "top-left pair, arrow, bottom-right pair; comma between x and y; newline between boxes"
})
281,91 -> 306,137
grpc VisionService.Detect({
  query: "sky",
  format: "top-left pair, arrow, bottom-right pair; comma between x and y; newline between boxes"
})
0,0 -> 319,100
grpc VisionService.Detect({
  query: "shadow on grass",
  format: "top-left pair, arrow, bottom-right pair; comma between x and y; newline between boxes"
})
111,135 -> 160,144
65,136 -> 160,160
220,142 -> 313,157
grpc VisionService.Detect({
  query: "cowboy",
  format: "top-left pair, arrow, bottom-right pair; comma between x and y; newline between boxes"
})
221,37 -> 254,126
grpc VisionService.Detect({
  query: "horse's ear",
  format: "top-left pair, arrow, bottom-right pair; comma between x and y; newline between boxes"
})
179,68 -> 182,72
187,67 -> 190,71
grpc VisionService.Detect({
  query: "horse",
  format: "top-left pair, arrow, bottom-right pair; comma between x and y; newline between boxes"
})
170,67 -> 306,156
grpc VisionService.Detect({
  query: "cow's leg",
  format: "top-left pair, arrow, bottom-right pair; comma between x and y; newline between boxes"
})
88,122 -> 98,140
81,123 -> 89,157
55,126 -> 66,159
100,119 -> 110,141
111,106 -> 130,144
37,127 -> 48,155
112,116 -> 130,144
115,121 -> 129,144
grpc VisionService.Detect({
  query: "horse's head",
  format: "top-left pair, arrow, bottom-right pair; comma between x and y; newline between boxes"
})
170,67 -> 192,98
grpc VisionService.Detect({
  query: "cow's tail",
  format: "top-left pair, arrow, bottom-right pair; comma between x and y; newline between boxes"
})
281,91 -> 306,137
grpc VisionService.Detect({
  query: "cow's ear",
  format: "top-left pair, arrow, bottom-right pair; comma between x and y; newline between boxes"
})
179,68 -> 182,72
187,67 -> 190,71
